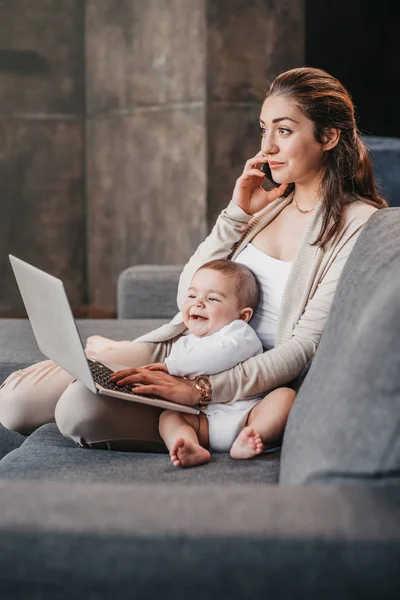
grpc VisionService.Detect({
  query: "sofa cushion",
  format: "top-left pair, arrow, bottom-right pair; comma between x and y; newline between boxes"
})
0,423 -> 281,484
0,424 -> 24,460
280,208 -> 400,484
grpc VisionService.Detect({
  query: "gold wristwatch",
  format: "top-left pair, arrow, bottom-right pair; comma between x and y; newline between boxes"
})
194,375 -> 212,409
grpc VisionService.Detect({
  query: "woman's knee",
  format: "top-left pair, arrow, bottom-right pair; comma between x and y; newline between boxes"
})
55,381 -> 101,444
0,371 -> 41,434
0,386 -> 27,433
0,361 -> 74,434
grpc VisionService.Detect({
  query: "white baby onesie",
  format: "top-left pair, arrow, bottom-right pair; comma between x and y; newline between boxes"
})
165,320 -> 264,452
165,319 -> 263,377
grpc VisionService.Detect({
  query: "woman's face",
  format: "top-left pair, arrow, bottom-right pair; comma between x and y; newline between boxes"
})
259,94 -> 328,187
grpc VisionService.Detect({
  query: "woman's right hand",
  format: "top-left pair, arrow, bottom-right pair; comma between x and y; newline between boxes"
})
232,151 -> 288,215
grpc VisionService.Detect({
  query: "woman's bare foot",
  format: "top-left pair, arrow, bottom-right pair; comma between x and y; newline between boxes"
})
170,438 -> 211,468
230,426 -> 264,459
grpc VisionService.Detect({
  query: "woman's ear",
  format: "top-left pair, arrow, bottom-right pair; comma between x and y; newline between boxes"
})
239,307 -> 253,323
322,128 -> 340,151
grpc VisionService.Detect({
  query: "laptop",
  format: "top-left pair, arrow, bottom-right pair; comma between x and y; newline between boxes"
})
9,255 -> 199,415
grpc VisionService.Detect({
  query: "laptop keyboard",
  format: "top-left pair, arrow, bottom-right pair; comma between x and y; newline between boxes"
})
87,359 -> 198,412
88,359 -> 137,395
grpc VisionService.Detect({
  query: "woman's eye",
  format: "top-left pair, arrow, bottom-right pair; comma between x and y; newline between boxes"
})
260,126 -> 291,137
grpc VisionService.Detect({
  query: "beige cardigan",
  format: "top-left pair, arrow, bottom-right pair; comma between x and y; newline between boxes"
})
135,192 -> 377,404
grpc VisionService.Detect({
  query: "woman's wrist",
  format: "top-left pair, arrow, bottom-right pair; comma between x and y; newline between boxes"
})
227,200 -> 254,219
180,377 -> 202,405
193,375 -> 213,408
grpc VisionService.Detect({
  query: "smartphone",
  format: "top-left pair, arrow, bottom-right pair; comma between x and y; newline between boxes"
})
259,162 -> 281,188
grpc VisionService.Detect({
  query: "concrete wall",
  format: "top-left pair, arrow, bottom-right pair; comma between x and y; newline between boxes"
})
85,0 -> 208,311
0,0 -> 305,315
0,0 -> 85,316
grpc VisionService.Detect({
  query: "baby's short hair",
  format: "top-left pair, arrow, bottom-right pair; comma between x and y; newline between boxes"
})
196,259 -> 260,311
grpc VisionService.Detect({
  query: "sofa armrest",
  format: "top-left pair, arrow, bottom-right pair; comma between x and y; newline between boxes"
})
0,481 -> 399,598
117,265 -> 183,319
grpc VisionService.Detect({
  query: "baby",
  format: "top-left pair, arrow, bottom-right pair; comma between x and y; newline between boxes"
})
152,259 -> 296,468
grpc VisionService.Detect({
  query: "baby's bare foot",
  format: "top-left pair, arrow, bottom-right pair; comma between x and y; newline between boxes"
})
230,426 -> 264,459
170,438 -> 211,468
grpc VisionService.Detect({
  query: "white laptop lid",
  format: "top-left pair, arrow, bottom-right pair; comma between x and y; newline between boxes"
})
9,255 -> 97,393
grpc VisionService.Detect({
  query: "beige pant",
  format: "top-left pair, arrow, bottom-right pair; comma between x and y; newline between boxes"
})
0,341 -> 175,452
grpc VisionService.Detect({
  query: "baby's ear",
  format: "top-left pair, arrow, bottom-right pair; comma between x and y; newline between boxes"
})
239,307 -> 253,323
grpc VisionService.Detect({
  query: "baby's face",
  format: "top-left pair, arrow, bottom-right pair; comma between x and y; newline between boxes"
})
182,268 -> 242,337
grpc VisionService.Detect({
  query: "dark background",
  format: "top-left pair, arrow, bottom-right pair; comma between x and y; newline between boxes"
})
306,0 -> 399,137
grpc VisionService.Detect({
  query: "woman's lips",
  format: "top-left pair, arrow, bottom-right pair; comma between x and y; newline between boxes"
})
269,162 -> 286,170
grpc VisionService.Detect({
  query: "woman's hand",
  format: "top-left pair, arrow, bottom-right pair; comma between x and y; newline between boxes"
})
232,151 -> 288,215
85,335 -> 132,355
109,368 -> 201,406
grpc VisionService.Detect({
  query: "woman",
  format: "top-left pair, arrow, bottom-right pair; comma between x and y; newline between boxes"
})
0,67 -> 387,452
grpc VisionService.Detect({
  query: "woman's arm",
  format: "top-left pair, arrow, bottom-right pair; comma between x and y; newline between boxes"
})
210,224 -> 366,403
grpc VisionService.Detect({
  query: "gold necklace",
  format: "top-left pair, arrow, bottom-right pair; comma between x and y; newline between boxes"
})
293,194 -> 315,214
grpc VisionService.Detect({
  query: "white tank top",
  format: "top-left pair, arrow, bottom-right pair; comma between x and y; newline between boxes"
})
234,243 -> 293,349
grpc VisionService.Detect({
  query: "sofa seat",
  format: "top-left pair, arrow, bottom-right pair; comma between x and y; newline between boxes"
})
0,423 -> 281,484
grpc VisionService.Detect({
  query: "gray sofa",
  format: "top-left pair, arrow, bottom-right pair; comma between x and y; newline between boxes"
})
0,208 -> 399,599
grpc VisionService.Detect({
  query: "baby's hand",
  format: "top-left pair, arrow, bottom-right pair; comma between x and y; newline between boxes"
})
85,335 -> 131,355
142,362 -> 169,373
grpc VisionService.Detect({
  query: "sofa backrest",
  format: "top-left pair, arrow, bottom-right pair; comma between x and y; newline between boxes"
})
280,207 -> 400,485
118,265 -> 183,319
363,135 -> 400,208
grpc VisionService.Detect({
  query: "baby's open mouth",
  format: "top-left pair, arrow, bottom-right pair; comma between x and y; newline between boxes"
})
190,315 -> 207,320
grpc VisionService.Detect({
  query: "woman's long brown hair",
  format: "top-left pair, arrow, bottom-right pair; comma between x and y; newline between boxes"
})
265,67 -> 388,249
